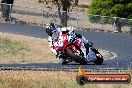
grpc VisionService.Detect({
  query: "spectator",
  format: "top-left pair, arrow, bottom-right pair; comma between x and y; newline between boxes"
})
1,0 -> 14,21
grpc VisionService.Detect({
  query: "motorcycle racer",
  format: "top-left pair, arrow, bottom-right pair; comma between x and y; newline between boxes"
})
45,22 -> 96,63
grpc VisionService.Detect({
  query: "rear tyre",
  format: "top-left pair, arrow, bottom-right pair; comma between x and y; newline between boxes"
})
66,48 -> 87,65
60,58 -> 69,65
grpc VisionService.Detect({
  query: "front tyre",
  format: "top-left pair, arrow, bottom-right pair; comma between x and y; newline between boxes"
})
93,53 -> 103,65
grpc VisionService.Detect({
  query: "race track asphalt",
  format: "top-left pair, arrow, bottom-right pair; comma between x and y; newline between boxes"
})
0,23 -> 132,69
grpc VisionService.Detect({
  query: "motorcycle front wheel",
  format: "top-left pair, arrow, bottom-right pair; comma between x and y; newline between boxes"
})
93,52 -> 103,65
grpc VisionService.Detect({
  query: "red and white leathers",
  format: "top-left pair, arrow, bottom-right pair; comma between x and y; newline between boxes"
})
48,27 -> 75,56
48,27 -> 63,56
48,27 -> 96,61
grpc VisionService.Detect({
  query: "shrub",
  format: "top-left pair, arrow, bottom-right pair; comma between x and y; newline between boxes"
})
88,0 -> 132,24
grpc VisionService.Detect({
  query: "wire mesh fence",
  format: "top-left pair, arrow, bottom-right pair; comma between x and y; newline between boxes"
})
0,3 -> 132,33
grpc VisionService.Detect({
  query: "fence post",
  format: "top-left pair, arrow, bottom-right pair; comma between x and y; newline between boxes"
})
113,17 -> 118,32
76,13 -> 79,28
113,17 -> 122,33
130,27 -> 132,34
9,4 -> 12,21
41,9 -> 43,26
1,3 -> 13,21
128,19 -> 132,34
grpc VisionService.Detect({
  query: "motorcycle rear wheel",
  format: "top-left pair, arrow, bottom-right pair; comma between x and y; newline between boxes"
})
60,57 -> 69,65
66,48 -> 87,65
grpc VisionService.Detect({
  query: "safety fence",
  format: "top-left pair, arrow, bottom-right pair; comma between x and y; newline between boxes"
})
0,3 -> 132,34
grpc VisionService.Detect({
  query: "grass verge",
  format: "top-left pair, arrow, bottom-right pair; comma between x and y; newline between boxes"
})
0,32 -> 56,63
0,70 -> 131,88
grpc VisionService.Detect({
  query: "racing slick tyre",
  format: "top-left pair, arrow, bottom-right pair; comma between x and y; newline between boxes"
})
76,75 -> 87,85
60,58 -> 69,65
66,48 -> 87,65
93,53 -> 103,65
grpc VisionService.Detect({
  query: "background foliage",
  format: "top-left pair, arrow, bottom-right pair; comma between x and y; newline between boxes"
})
87,0 -> 132,26
88,0 -> 132,19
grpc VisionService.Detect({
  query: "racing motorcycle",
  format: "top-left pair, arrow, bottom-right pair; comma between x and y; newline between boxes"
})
53,31 -> 104,65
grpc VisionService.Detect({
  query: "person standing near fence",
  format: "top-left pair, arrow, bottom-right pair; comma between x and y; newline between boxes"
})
1,0 -> 14,21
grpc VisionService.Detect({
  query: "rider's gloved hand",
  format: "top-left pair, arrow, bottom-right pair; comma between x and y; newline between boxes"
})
75,33 -> 82,38
51,48 -> 58,55
84,41 -> 93,49
88,41 -> 93,47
